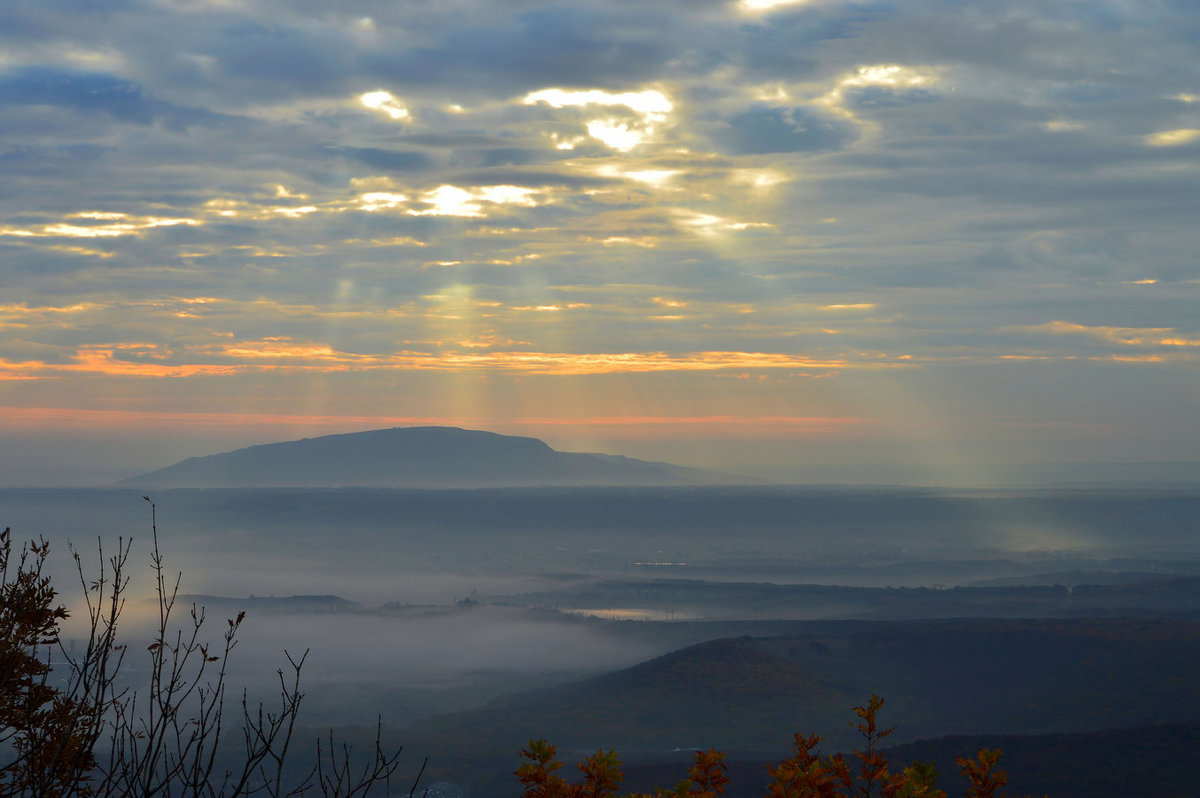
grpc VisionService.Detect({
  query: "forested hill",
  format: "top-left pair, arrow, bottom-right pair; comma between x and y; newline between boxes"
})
403,619 -> 1200,792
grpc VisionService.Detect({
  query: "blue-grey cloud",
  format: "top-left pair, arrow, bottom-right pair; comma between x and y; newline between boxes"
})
0,67 -> 240,130
845,85 -> 938,109
710,105 -> 857,154
321,145 -> 433,172
364,7 -> 678,94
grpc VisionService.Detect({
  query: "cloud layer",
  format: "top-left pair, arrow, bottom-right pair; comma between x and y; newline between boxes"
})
2,0 -> 1198,482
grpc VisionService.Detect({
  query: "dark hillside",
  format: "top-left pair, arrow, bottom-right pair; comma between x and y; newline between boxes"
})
404,618 -> 1200,794
879,724 -> 1200,798
617,723 -> 1200,798
406,637 -> 852,790
123,427 -> 737,487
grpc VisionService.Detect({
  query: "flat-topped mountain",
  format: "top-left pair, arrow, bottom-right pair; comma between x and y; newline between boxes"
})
122,426 -> 746,488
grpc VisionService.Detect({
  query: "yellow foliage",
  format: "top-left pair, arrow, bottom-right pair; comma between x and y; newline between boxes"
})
517,696 -> 1043,798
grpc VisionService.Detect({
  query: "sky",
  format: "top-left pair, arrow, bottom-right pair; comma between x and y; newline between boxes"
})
2,0 -> 1198,486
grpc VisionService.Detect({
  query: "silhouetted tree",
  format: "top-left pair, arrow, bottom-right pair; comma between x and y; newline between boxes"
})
1,499 -> 422,797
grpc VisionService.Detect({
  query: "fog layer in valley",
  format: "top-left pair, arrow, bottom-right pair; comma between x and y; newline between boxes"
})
7,484 -> 1200,792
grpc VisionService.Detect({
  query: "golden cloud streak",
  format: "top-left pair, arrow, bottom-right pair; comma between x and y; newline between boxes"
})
0,343 -> 890,379
4,178 -> 548,254
69,348 -> 241,377
1145,128 -> 1200,147
46,245 -> 116,258
1094,354 -> 1167,363
0,302 -> 106,316
0,349 -> 237,380
1033,320 -> 1200,348
217,340 -> 345,360
387,350 -> 859,375
0,358 -> 47,380
202,181 -> 545,223
207,344 -> 866,374
0,213 -> 200,239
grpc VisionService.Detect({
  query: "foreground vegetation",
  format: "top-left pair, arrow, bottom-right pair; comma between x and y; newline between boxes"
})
1,502 -> 419,797
5,502 -> 1044,797
517,696 -> 1037,798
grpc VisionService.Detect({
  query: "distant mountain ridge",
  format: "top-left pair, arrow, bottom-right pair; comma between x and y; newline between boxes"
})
122,426 -> 747,488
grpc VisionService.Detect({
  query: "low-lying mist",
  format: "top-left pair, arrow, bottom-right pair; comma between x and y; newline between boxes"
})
61,598 -> 665,727
11,486 -> 1200,597
11,484 -> 1200,798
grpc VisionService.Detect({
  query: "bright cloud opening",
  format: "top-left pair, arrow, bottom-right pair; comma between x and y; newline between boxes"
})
816,63 -> 939,126
677,210 -> 774,235
357,192 -> 409,211
0,212 -> 200,239
524,87 -> 673,151
586,120 -> 644,151
477,186 -> 538,205
738,0 -> 810,13
410,185 -> 541,217
360,90 -> 410,121
273,185 -> 308,199
624,169 -> 680,185
524,88 -> 673,116
553,134 -> 586,150
842,64 -> 934,90
596,165 -> 679,184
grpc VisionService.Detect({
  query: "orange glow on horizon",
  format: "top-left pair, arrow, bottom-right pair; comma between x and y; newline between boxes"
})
510,415 -> 866,427
0,406 -> 873,439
